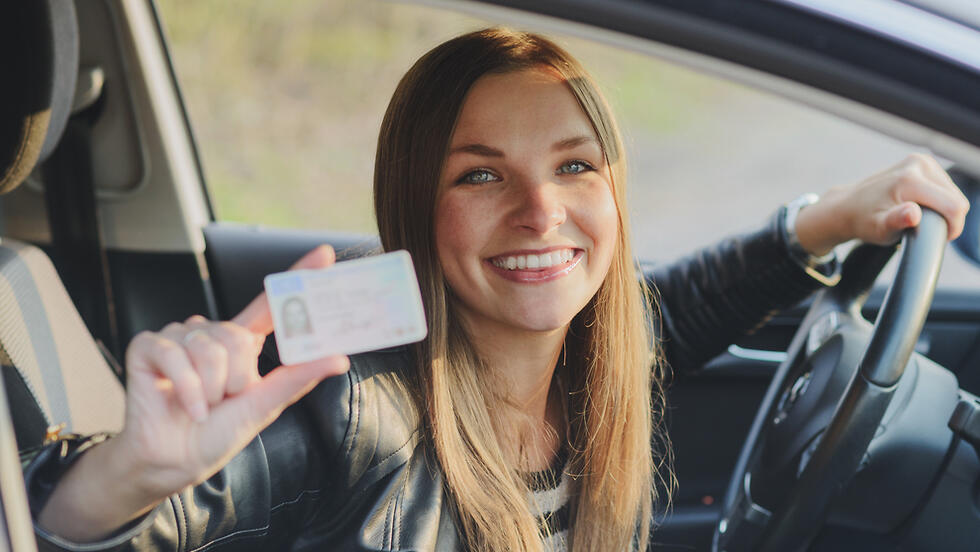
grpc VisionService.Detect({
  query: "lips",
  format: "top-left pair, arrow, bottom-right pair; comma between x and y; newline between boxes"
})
485,248 -> 584,283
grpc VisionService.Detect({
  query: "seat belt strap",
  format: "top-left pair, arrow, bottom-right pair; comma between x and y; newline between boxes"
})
42,115 -> 122,369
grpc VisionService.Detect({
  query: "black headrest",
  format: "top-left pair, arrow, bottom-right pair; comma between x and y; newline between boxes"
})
0,0 -> 79,195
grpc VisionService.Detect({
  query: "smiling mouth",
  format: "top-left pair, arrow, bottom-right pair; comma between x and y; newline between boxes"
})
489,248 -> 577,271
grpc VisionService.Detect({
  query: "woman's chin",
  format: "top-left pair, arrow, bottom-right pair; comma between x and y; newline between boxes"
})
454,299 -> 583,336
504,311 -> 578,334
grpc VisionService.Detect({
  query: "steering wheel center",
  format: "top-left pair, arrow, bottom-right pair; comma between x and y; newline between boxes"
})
774,371 -> 812,426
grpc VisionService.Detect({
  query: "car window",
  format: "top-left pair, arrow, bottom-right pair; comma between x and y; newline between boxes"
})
156,0 -> 980,290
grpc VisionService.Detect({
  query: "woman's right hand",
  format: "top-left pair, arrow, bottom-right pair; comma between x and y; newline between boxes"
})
119,245 -> 350,497
38,245 -> 350,541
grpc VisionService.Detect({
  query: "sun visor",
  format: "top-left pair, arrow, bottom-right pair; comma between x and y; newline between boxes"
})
0,0 -> 79,195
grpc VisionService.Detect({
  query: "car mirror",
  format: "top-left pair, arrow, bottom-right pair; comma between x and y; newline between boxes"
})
949,166 -> 980,266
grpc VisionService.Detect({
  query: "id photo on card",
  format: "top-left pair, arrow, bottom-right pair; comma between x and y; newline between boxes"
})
280,297 -> 313,338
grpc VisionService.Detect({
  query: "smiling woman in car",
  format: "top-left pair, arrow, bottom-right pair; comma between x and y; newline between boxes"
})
27,28 -> 969,552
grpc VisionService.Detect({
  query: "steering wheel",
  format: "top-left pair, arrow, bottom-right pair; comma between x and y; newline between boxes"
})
712,208 -> 948,552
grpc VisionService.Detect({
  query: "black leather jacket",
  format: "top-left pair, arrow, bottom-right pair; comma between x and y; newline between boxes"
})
25,212 -> 831,551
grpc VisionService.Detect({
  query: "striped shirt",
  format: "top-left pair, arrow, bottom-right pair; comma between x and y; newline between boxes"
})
526,448 -> 572,551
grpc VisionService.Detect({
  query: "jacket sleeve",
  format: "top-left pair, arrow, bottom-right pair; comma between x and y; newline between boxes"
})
649,209 -> 835,373
24,351 -> 356,552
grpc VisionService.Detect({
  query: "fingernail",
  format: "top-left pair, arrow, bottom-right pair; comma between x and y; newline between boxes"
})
190,402 -> 208,423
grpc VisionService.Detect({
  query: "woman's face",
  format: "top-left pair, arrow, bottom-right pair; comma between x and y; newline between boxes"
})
435,68 -> 619,336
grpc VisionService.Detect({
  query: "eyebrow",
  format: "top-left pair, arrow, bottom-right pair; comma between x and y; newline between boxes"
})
448,143 -> 504,157
448,135 -> 598,157
552,135 -> 598,151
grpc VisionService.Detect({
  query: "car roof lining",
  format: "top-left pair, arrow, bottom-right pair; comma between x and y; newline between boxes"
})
783,0 -> 980,73
900,0 -> 980,31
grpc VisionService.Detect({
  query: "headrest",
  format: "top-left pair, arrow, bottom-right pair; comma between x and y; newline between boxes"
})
0,0 -> 79,195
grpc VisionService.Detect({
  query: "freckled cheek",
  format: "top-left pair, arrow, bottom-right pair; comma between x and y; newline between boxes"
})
434,195 -> 489,271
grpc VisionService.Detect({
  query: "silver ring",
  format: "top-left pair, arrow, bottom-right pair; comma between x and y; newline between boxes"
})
183,329 -> 208,345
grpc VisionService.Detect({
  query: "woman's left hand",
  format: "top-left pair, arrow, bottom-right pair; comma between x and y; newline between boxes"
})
794,153 -> 971,256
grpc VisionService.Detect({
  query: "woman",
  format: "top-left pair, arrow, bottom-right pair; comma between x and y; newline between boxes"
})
29,29 -> 968,551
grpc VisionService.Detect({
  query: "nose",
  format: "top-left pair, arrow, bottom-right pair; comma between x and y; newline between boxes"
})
508,177 -> 567,234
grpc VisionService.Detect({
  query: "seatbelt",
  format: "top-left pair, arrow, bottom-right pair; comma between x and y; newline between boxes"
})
42,97 -> 123,375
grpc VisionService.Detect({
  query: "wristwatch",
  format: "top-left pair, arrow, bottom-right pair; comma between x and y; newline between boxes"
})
782,193 -> 842,286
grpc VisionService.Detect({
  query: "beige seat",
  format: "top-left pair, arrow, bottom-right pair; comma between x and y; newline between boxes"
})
0,240 -> 124,450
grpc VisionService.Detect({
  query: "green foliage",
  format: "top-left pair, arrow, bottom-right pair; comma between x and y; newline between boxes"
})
155,0 -> 723,232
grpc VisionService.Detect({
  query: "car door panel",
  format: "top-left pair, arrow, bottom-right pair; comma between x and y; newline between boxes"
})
202,223 -> 380,319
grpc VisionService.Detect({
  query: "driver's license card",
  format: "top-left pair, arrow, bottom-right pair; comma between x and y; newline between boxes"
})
264,250 -> 427,365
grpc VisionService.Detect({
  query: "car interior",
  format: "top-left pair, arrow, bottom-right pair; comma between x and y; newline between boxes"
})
2,0 -> 980,551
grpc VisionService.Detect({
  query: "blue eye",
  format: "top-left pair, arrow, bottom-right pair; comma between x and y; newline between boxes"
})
557,160 -> 595,175
458,169 -> 499,185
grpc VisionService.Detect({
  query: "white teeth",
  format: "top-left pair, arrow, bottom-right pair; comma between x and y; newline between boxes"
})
492,249 -> 576,271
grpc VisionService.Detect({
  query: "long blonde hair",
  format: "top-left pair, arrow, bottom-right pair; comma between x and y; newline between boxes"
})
374,28 -> 670,551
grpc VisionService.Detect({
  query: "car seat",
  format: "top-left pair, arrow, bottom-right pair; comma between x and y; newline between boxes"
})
0,0 -> 125,453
